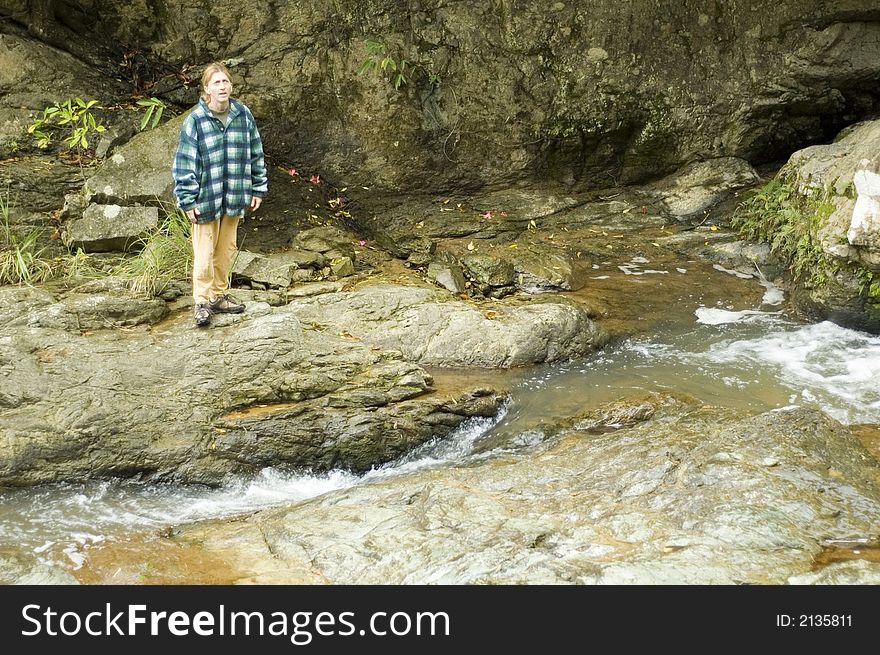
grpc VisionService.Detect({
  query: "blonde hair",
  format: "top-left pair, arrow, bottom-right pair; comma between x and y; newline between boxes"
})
200,62 -> 233,101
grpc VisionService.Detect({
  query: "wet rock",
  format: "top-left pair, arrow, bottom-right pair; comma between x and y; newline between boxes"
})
787,560 -> 880,585
649,157 -> 761,221
129,404 -> 880,584
0,550 -> 80,585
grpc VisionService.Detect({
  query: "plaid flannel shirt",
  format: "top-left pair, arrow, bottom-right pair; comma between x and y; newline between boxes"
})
172,98 -> 268,223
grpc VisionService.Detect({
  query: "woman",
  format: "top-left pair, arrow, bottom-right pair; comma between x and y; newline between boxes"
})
172,62 -> 268,327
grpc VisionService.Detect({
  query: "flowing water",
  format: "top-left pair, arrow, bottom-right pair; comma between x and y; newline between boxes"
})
3,272 -> 880,576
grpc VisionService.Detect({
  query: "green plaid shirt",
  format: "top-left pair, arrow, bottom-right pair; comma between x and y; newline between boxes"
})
172,98 -> 268,223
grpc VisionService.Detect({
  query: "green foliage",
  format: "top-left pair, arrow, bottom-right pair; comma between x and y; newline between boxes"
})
113,206 -> 192,296
0,192 -> 54,285
27,98 -> 107,152
61,247 -> 103,283
136,97 -> 166,131
731,169 -> 838,287
358,38 -> 440,90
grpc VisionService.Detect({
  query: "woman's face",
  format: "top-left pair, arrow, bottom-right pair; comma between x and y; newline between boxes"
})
204,71 -> 232,105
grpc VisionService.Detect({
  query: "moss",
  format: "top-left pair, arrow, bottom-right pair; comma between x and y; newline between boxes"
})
731,167 -> 876,291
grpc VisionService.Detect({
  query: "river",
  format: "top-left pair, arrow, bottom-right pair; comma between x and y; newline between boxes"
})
2,270 -> 879,577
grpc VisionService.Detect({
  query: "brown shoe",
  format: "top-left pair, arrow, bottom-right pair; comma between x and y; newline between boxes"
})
209,293 -> 245,314
193,302 -> 211,327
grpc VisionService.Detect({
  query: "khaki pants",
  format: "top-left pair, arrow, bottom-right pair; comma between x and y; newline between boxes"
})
191,215 -> 240,304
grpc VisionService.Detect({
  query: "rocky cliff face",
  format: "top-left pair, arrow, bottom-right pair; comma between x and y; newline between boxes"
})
4,0 -> 880,191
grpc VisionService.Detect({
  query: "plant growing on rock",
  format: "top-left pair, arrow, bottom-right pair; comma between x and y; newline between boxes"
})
358,38 -> 441,90
731,168 -> 839,287
0,191 -> 54,285
135,97 -> 166,131
27,98 -> 107,157
113,205 -> 192,296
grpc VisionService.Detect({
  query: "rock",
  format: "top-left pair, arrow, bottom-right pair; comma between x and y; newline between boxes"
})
427,253 -> 467,293
284,284 -> 608,367
0,32 -> 127,152
758,119 -> 880,332
81,114 -> 184,206
94,125 -> 138,159
463,254 -> 515,287
0,550 -> 80,585
26,1 -> 880,192
650,157 -> 761,220
232,249 -> 326,288
846,166 -> 880,252
510,246 -> 581,292
788,560 -> 880,585
63,204 -> 159,252
329,256 -> 355,278
101,405 -> 880,584
292,226 -> 357,259
0,291 -> 506,487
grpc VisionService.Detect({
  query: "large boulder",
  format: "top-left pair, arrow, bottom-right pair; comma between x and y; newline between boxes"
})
0,293 -> 503,487
738,119 -> 880,332
10,1 -> 880,191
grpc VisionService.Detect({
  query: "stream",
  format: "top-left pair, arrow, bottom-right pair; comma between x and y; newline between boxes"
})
2,274 -> 879,577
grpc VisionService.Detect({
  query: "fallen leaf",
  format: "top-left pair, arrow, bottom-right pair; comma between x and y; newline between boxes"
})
467,240 -> 475,251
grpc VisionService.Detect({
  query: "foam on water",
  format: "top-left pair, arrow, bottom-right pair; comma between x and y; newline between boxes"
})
698,320 -> 880,424
0,411 -> 506,567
